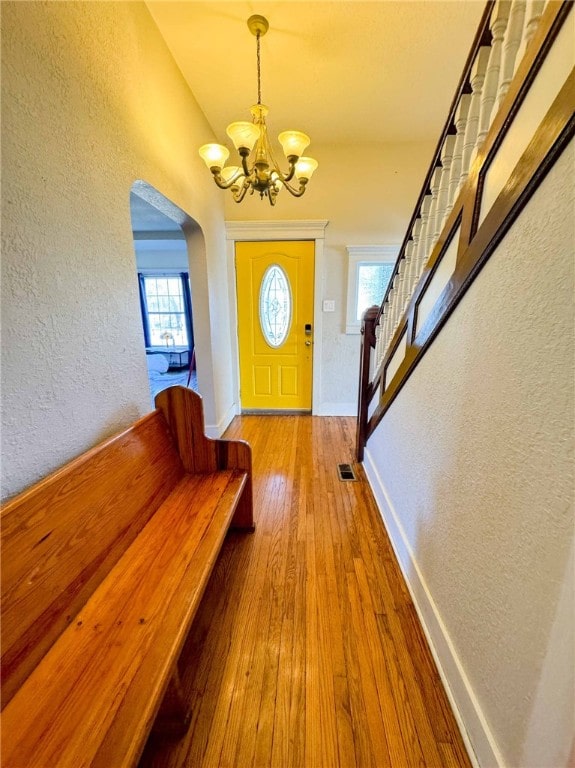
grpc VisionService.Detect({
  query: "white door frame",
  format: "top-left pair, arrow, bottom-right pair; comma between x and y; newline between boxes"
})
225,220 -> 329,415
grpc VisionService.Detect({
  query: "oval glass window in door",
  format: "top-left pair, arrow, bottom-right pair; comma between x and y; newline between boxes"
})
259,264 -> 292,347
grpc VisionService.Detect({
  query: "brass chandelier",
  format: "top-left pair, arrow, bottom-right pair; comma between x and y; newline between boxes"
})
199,15 -> 318,206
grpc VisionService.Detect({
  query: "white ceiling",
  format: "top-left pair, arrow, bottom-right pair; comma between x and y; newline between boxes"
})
146,1 -> 486,148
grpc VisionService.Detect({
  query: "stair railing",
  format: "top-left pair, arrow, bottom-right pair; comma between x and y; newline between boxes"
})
357,0 -> 574,461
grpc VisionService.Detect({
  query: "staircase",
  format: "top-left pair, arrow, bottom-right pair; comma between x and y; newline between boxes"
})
357,0 -> 574,460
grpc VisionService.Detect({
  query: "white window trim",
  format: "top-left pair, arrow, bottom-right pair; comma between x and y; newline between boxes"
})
138,267 -> 187,274
139,272 -> 192,349
345,245 -> 399,334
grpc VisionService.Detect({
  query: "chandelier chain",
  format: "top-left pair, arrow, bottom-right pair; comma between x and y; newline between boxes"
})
256,31 -> 262,105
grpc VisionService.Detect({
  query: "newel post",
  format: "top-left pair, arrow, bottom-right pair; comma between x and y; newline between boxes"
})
356,305 -> 379,462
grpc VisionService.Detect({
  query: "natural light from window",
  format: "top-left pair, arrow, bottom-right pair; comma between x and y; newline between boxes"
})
356,263 -> 395,321
143,276 -> 189,346
346,245 -> 398,334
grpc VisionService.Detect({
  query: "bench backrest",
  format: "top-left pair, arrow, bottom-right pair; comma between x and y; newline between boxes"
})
1,410 -> 185,708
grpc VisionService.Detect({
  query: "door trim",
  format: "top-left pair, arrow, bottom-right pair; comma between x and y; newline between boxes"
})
226,220 -> 329,416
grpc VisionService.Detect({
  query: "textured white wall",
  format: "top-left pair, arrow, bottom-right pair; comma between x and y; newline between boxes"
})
225,141 -> 435,413
365,142 -> 574,766
1,2 -> 233,500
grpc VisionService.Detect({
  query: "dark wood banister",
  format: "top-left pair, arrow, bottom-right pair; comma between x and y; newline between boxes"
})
356,305 -> 379,462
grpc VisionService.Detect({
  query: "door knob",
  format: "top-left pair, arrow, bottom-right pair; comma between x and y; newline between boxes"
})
305,340 -> 312,346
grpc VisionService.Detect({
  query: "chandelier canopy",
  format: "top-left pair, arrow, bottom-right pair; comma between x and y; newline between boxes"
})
199,15 -> 318,206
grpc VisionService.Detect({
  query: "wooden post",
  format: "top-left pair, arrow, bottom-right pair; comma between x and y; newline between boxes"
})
356,305 -> 379,463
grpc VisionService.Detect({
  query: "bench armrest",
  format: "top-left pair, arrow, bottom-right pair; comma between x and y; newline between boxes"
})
155,386 -> 254,530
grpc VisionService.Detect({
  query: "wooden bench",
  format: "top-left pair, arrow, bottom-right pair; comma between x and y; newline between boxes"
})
1,385 -> 254,768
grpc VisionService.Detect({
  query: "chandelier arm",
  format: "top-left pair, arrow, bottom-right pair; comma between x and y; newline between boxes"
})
280,177 -> 309,198
239,150 -> 252,178
271,157 -> 297,184
211,170 -> 244,190
232,182 -> 251,203
266,142 -> 296,185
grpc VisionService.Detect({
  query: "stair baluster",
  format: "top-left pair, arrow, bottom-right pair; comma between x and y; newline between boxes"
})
457,46 -> 491,197
392,261 -> 408,336
514,0 -> 545,72
495,0 -> 527,113
409,218 -> 424,289
442,94 -> 471,229
433,135 -> 456,243
415,195 -> 433,278
426,167 -> 443,257
402,240 -> 415,303
474,1 -> 512,156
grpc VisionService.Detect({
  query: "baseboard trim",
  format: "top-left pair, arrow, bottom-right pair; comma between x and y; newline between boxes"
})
314,401 -> 357,416
205,401 -> 237,439
363,446 -> 504,768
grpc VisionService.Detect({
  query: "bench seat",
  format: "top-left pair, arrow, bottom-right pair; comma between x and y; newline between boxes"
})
2,468 -> 247,768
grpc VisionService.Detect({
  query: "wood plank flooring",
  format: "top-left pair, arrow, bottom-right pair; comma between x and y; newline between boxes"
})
140,415 -> 472,768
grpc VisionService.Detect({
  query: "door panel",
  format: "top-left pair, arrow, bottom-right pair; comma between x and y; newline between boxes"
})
236,241 -> 314,410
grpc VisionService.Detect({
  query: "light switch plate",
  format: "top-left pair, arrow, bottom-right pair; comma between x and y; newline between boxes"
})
323,300 -> 335,312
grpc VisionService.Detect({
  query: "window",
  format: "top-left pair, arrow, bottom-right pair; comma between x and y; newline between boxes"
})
138,273 -> 193,348
356,263 -> 395,321
259,264 -> 292,348
345,245 -> 398,334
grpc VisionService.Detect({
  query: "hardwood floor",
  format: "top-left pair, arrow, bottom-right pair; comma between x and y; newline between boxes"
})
140,415 -> 471,768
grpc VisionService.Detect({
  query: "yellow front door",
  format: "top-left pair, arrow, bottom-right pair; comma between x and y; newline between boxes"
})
236,240 -> 314,411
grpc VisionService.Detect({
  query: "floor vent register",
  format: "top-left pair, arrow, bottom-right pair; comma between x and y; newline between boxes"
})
337,463 -> 358,482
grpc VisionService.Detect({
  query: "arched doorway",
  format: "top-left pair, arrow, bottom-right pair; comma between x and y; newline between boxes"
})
130,192 -> 197,405
129,181 -> 209,410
